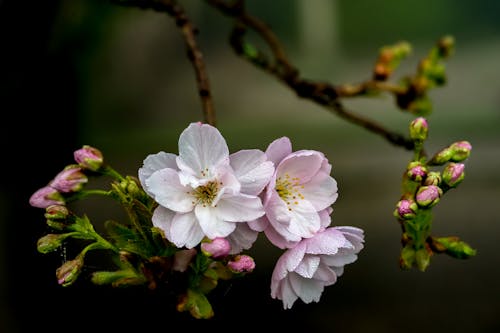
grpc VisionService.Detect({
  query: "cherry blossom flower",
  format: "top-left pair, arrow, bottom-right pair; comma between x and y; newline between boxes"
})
139,122 -> 274,249
270,226 -> 364,309
254,137 -> 338,247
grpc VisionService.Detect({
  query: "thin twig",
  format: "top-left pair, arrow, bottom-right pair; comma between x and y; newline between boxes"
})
205,0 -> 414,149
114,0 -> 217,126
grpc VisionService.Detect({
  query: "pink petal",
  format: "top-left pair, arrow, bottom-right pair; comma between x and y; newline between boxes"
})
301,171 -> 338,211
277,150 -> 324,184
265,136 -> 292,166
289,272 -> 324,305
264,224 -> 300,249
304,228 -> 347,255
286,200 -> 321,238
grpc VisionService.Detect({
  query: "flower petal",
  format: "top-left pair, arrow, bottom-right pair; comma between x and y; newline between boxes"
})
286,199 -> 321,238
230,149 -> 274,196
294,254 -> 320,278
226,223 -> 259,254
170,212 -> 205,248
302,171 -> 338,211
215,194 -> 265,222
265,136 -> 292,166
151,205 -> 175,240
289,272 -> 324,305
195,205 -> 236,239
177,122 -> 229,179
304,228 -> 348,255
146,168 -> 194,213
277,150 -> 324,184
139,151 -> 178,188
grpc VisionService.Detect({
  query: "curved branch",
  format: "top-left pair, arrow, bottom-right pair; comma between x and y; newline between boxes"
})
206,0 -> 414,149
114,0 -> 217,126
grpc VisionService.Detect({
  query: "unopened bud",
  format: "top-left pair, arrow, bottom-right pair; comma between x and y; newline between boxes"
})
394,199 -> 418,220
409,117 -> 428,141
449,141 -> 472,162
428,147 -> 454,166
415,185 -> 442,207
44,205 -> 69,220
227,254 -> 255,273
399,244 -> 415,270
37,233 -> 68,253
49,165 -> 88,193
430,236 -> 476,259
437,35 -> 455,58
56,254 -> 84,287
201,237 -> 231,258
423,171 -> 441,186
29,186 -> 65,209
74,145 -> 103,172
406,161 -> 428,182
442,162 -> 465,188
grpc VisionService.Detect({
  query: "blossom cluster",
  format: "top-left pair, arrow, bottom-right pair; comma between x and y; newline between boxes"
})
393,117 -> 475,271
29,122 -> 364,318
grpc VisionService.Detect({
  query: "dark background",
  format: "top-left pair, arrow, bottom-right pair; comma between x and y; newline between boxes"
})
2,1 -> 499,332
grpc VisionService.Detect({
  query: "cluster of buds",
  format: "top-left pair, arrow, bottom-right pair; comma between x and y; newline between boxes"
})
395,35 -> 455,116
373,41 -> 412,81
393,117 -> 476,271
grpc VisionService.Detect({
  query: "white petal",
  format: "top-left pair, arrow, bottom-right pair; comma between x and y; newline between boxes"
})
146,168 -> 194,213
169,212 -> 205,248
313,263 -> 337,285
276,276 -> 299,310
247,215 -> 269,232
139,152 -> 178,196
226,223 -> 259,254
177,122 -> 229,178
289,272 -> 324,305
215,194 -> 265,222
195,204 -> 236,238
294,254 -> 320,278
264,224 -> 300,249
151,205 -> 176,240
287,200 -> 321,238
230,149 -> 274,196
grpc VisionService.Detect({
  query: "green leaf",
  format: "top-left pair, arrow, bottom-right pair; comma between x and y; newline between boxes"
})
104,220 -> 154,258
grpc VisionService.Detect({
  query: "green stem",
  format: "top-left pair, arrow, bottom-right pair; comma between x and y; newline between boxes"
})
101,165 -> 126,182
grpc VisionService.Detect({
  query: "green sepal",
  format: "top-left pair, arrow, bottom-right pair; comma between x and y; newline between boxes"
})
177,288 -> 214,319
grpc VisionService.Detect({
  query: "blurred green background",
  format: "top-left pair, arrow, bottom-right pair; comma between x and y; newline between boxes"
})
1,0 -> 499,332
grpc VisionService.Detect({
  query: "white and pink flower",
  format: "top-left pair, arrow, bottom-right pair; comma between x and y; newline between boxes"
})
253,137 -> 339,248
271,226 -> 364,309
138,122 -> 274,249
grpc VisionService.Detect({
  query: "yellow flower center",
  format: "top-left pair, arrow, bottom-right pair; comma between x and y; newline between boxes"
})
275,173 -> 305,211
191,180 -> 221,207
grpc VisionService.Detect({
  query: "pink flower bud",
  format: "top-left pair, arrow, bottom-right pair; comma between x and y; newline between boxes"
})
415,185 -> 442,207
44,205 -> 69,220
201,237 -> 231,258
428,147 -> 453,166
74,145 -> 103,171
442,162 -> 465,188
449,141 -> 472,162
406,161 -> 427,182
227,254 -> 255,273
409,117 -> 428,141
49,165 -> 88,193
29,186 -> 65,209
394,199 -> 418,220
